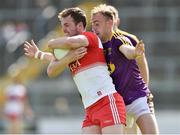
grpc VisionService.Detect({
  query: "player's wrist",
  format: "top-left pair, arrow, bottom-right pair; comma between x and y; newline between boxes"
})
135,54 -> 143,59
34,50 -> 45,60
34,50 -> 40,59
134,51 -> 143,59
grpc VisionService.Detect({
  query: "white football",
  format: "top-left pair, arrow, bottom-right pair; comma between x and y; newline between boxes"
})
54,49 -> 69,60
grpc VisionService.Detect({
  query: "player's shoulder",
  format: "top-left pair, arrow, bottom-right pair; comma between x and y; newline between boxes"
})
83,31 -> 99,45
114,28 -> 139,43
112,30 -> 132,45
83,31 -> 97,38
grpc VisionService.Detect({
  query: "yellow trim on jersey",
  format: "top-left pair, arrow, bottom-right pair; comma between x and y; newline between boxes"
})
112,30 -> 126,45
114,28 -> 140,43
112,30 -> 133,46
109,30 -> 114,41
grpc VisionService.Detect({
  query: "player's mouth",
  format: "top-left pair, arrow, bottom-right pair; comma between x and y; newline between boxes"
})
64,33 -> 69,36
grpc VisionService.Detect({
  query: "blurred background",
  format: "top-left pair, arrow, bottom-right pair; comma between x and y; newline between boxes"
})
0,0 -> 179,134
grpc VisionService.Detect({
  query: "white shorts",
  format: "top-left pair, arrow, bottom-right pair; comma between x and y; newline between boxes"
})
4,102 -> 23,116
126,96 -> 152,128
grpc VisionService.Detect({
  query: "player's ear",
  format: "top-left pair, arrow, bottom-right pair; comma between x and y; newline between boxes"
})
107,19 -> 113,27
77,22 -> 84,31
117,18 -> 120,27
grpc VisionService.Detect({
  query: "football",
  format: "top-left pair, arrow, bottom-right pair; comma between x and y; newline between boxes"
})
54,49 -> 69,60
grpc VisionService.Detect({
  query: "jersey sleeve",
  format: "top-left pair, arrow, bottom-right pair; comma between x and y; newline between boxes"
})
127,34 -> 139,47
118,29 -> 140,47
82,32 -> 99,48
115,35 -> 132,49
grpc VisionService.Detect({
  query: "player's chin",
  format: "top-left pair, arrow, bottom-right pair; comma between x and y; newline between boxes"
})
96,33 -> 101,38
64,33 -> 70,36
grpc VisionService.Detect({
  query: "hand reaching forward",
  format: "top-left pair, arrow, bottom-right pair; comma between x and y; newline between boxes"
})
24,40 -> 40,58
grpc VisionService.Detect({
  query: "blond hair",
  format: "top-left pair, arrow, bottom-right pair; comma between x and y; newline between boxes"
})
107,5 -> 119,21
106,5 -> 120,29
91,4 -> 114,20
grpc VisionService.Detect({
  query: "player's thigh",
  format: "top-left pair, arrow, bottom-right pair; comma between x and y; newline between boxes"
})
102,124 -> 124,134
124,122 -> 140,134
82,125 -> 101,134
123,114 -> 141,134
136,113 -> 159,134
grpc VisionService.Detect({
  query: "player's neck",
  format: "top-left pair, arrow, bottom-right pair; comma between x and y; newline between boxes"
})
103,29 -> 113,43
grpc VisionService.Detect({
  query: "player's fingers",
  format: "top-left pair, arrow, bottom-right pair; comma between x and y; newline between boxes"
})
79,49 -> 87,54
78,47 -> 87,52
81,51 -> 87,54
24,48 -> 28,52
24,53 -> 31,57
78,48 -> 87,54
24,43 -> 29,49
24,44 -> 31,49
24,44 -> 29,49
80,51 -> 87,56
73,49 -> 85,55
24,41 -> 30,45
31,40 -> 37,48
78,52 -> 86,59
139,40 -> 143,43
141,43 -> 145,52
138,43 -> 143,50
24,41 -> 32,46
31,40 -> 35,46
139,40 -> 144,46
24,48 -> 32,53
24,43 -> 33,49
137,40 -> 143,47
138,42 -> 144,50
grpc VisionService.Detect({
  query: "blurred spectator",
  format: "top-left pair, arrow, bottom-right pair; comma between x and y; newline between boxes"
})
33,0 -> 57,39
5,22 -> 31,53
3,76 -> 34,134
0,21 -> 31,75
1,22 -> 16,43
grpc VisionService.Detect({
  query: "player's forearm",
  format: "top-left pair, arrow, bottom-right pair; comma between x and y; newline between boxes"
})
48,37 -> 70,49
48,35 -> 88,49
136,54 -> 149,85
119,45 -> 137,59
43,52 -> 55,61
47,57 -> 69,78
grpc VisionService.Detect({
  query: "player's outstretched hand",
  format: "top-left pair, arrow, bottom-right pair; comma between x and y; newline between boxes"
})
135,40 -> 145,58
24,40 -> 39,58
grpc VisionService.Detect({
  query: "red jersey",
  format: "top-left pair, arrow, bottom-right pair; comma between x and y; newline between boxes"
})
69,32 -> 116,108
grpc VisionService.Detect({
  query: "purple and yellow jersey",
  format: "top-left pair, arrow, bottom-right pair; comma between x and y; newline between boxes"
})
114,29 -> 139,46
103,29 -> 150,105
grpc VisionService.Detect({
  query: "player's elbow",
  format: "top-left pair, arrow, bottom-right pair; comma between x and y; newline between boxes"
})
67,36 -> 88,49
125,54 -> 134,60
47,66 -> 57,78
47,68 -> 54,78
121,51 -> 134,60
48,40 -> 54,49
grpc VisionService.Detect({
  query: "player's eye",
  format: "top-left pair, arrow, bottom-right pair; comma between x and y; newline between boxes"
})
94,23 -> 99,27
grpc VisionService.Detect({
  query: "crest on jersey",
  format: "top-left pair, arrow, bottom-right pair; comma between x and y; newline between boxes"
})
97,91 -> 102,96
107,62 -> 115,74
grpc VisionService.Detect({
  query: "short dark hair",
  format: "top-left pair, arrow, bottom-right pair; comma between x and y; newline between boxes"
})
58,7 -> 87,28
